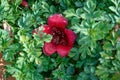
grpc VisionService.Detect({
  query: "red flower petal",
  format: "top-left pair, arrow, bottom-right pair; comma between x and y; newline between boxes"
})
43,42 -> 56,55
64,29 -> 77,46
57,45 -> 72,57
43,25 -> 51,34
48,14 -> 68,28
22,0 -> 28,7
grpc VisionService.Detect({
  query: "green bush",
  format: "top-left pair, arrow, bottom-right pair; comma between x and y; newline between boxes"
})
0,0 -> 120,80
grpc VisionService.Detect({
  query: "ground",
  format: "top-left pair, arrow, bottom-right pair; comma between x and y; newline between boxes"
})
0,53 -> 15,80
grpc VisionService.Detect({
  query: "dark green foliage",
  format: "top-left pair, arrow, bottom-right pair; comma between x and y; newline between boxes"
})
0,0 -> 120,80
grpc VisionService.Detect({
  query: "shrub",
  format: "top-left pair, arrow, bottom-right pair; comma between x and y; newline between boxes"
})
0,0 -> 120,80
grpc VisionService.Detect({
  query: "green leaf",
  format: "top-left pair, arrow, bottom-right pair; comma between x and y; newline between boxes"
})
75,1 -> 83,7
84,0 -> 96,13
103,42 -> 114,51
109,6 -> 119,15
64,9 -> 78,18
18,13 -> 34,28
14,0 -> 22,6
0,29 -> 11,51
66,66 -> 75,75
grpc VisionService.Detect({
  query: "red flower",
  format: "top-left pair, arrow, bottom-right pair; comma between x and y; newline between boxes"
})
21,0 -> 28,7
33,14 -> 76,57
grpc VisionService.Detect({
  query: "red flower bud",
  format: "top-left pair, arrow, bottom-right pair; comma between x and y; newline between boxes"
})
21,0 -> 28,7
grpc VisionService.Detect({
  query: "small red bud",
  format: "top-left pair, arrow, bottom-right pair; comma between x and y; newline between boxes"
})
21,0 -> 28,7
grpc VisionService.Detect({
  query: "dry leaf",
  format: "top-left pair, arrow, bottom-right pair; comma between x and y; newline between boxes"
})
2,20 -> 13,37
114,24 -> 120,32
118,36 -> 120,42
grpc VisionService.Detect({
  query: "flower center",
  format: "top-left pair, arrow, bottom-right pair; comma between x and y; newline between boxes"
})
51,27 -> 68,46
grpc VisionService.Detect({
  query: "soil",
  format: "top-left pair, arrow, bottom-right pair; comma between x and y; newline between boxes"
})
0,53 -> 15,80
